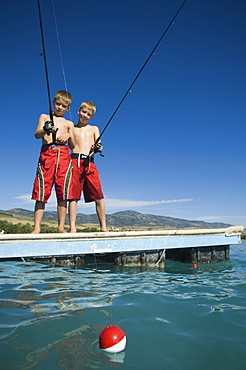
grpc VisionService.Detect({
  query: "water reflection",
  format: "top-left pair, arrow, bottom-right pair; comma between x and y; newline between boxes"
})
2,320 -> 120,369
0,257 -> 244,324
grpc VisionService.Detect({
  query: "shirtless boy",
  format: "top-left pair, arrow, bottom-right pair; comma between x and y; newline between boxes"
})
68,101 -> 107,232
31,90 -> 75,233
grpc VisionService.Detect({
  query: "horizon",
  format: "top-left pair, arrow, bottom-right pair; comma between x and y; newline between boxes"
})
2,207 -> 235,226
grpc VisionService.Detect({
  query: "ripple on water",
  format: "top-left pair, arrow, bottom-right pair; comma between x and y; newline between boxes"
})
0,243 -> 246,369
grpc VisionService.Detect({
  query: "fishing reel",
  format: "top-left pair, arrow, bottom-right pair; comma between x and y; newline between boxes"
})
94,142 -> 103,153
43,120 -> 54,135
92,142 -> 104,157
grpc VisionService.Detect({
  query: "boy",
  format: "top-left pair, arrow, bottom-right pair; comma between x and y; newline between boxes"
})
68,101 -> 107,232
31,90 -> 75,233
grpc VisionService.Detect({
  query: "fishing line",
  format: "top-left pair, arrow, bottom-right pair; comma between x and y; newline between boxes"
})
51,0 -> 73,122
37,0 -> 53,123
171,0 -> 200,123
95,0 -> 188,146
37,0 -> 72,124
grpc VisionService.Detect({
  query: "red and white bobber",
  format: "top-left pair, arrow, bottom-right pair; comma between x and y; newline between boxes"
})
99,325 -> 126,353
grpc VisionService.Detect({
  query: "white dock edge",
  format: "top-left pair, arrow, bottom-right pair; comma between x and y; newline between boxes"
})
0,226 -> 244,259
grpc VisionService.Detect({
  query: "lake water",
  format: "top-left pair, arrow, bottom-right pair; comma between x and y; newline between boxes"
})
0,241 -> 246,369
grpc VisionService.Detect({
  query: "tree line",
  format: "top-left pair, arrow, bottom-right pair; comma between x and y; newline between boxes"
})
0,220 -> 99,234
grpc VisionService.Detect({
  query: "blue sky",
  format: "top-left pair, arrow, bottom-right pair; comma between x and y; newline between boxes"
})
1,0 -> 245,227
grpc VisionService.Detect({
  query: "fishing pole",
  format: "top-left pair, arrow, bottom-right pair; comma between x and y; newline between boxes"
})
37,0 -> 58,142
94,0 -> 187,148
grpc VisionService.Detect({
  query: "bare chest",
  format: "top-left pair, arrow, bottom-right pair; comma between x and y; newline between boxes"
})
53,118 -> 68,134
75,127 -> 94,142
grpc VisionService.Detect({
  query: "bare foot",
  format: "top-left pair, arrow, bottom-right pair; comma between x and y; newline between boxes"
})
100,228 -> 108,232
57,228 -> 68,233
31,229 -> 40,234
70,229 -> 77,233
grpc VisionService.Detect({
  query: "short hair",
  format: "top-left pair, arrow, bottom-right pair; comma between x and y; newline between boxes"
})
79,101 -> 96,115
54,90 -> 72,106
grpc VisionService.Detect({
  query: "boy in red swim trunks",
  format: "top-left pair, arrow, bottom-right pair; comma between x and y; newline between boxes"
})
68,101 -> 107,232
31,90 -> 75,233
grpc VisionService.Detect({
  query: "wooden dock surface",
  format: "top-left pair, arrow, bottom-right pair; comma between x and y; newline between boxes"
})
0,226 -> 243,260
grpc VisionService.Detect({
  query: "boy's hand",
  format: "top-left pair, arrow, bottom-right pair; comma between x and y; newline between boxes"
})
92,142 -> 103,153
90,142 -> 104,157
56,132 -> 70,144
43,120 -> 54,135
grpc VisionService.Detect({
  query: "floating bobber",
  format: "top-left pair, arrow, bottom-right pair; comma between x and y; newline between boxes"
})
192,263 -> 198,268
99,325 -> 126,353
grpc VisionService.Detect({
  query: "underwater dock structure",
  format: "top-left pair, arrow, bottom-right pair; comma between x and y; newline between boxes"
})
0,225 -> 244,267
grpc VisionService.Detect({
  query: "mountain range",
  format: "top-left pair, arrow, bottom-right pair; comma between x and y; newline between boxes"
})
4,208 -> 232,229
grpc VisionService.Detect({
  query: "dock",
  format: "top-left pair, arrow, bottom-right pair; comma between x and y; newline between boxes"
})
0,225 -> 244,266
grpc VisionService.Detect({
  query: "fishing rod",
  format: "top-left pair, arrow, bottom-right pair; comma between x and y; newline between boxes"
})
37,0 -> 58,143
94,0 -> 187,149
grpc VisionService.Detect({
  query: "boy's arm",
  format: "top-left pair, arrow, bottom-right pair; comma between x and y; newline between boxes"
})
91,126 -> 103,153
67,122 -> 75,150
34,114 -> 48,139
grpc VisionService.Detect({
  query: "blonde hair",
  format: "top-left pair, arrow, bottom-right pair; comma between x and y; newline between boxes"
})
54,90 -> 72,106
79,101 -> 96,115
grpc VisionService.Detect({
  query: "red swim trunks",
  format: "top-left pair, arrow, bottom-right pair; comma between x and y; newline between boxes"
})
32,145 -> 73,203
70,155 -> 104,202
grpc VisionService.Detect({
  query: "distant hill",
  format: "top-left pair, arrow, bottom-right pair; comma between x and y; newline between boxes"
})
5,208 -> 232,229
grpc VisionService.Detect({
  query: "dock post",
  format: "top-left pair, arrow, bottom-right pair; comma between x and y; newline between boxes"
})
166,245 -> 230,263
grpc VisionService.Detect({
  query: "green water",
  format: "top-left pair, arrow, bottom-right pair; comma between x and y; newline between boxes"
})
0,242 -> 246,369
